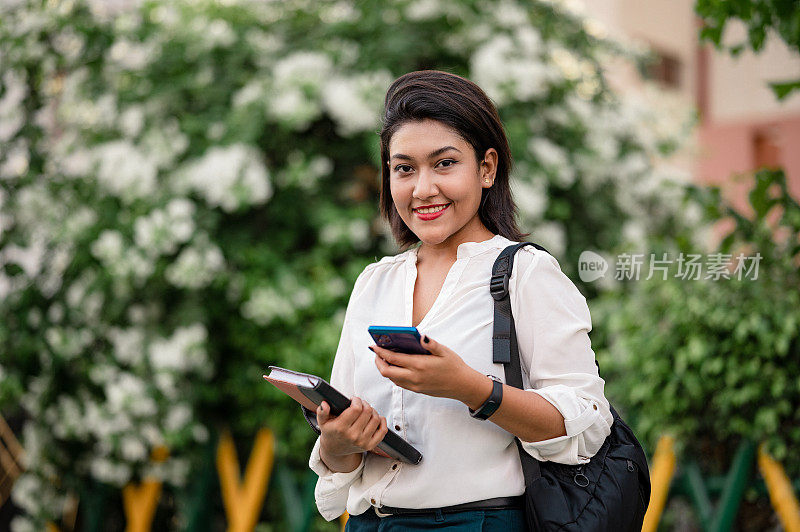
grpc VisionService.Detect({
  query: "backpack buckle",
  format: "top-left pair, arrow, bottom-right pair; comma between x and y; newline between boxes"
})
490,274 -> 509,300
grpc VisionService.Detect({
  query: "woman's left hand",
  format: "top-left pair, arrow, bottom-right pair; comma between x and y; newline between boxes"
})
372,336 -> 474,400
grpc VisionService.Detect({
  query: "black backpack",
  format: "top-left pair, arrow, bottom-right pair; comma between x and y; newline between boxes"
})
491,242 -> 650,532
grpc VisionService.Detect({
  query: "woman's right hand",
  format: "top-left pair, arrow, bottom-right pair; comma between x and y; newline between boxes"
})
317,397 -> 388,472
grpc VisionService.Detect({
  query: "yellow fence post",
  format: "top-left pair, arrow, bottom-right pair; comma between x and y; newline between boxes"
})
758,443 -> 800,532
216,428 -> 275,532
121,446 -> 169,532
641,435 -> 676,532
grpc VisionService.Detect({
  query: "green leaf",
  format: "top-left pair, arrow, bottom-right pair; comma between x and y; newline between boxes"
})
769,79 -> 800,100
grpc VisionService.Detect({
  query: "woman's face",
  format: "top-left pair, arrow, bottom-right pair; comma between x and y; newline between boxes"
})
388,119 -> 496,250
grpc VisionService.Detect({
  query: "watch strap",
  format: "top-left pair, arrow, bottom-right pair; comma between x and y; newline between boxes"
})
469,378 -> 503,420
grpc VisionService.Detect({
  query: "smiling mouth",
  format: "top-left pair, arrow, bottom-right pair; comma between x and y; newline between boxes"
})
413,203 -> 451,220
413,203 -> 450,214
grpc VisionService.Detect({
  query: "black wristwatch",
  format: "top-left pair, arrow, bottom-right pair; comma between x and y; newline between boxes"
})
469,375 -> 503,420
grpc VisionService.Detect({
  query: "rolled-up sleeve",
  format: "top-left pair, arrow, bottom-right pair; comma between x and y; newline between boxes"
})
309,438 -> 364,521
510,249 -> 612,465
308,272 -> 368,520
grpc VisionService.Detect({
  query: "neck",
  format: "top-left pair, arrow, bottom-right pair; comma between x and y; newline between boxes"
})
417,218 -> 495,263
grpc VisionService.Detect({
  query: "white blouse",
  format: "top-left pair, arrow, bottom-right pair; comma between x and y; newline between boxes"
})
309,234 -> 612,521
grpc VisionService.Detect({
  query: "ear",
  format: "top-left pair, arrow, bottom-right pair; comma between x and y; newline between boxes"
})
480,148 -> 498,189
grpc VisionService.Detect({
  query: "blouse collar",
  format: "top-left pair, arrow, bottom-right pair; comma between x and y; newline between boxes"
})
407,234 -> 509,262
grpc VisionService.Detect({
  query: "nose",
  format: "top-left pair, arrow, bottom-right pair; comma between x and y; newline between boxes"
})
412,168 -> 439,200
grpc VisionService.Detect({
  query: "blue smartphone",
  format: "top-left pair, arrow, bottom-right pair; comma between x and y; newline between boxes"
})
368,326 -> 431,354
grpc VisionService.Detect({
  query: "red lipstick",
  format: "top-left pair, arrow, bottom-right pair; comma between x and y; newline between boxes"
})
413,203 -> 451,221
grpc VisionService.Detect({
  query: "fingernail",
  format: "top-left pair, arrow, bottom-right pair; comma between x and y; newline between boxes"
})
368,346 -> 375,352
423,335 -> 430,344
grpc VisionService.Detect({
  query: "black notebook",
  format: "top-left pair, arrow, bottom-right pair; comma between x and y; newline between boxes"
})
264,366 -> 422,465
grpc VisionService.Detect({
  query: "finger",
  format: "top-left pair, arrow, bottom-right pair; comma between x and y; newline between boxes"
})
316,401 -> 330,425
375,355 -> 417,384
366,417 -> 389,451
420,334 -> 441,354
371,346 -> 416,368
360,413 -> 381,444
350,400 -> 375,434
337,396 -> 364,426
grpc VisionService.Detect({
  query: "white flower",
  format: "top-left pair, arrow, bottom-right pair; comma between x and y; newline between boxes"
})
622,220 -> 647,249
192,424 -> 209,443
165,240 -> 225,289
528,137 -> 576,187
319,1 -> 361,24
108,327 -> 146,366
119,106 -> 145,138
140,121 -> 189,169
89,456 -> 131,486
59,148 -> 93,178
10,516 -> 37,532
52,28 -> 85,62
165,403 -> 192,432
0,138 -> 30,179
148,324 -> 209,373
1,238 -> 46,278
549,46 -> 583,81
242,286 -> 294,325
134,200 -> 195,257
107,38 -> 153,71
120,435 -> 147,462
322,71 -> 392,136
470,35 -> 553,105
94,140 -> 157,203
151,5 -> 180,27
91,230 -> 125,263
10,474 -> 40,517
206,19 -> 236,48
512,177 -> 548,220
493,0 -> 530,28
233,81 -> 265,108
0,71 -> 26,142
105,372 -> 147,413
267,51 -> 333,129
87,0 -> 143,22
532,221 -> 567,257
405,0 -> 445,20
178,144 -> 272,212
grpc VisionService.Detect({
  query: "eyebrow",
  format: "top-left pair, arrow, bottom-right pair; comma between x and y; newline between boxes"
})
390,146 -> 462,161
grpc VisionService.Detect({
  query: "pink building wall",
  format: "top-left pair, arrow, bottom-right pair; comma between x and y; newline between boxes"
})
697,114 -> 800,214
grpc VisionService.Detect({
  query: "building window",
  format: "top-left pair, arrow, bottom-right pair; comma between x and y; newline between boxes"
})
647,50 -> 682,89
753,128 -> 781,170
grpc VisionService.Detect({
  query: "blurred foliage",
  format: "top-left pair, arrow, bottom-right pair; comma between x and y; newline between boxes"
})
596,168 -> 800,476
0,0 -> 693,528
696,0 -> 800,99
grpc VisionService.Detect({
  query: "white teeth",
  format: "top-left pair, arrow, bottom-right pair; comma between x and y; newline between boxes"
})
416,204 -> 448,214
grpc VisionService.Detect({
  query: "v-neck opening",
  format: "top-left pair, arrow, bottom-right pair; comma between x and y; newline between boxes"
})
407,252 -> 467,329
404,235 -> 505,328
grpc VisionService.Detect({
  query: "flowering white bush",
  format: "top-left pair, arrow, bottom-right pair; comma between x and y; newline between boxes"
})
0,0 -> 694,527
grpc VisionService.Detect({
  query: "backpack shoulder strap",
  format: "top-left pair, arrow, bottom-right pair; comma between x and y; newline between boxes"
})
491,242 -> 548,388
491,242 -> 549,484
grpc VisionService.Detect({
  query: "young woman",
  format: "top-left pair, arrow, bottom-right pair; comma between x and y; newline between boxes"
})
309,70 -> 612,531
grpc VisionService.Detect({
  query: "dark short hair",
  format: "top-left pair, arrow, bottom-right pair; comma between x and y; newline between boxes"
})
379,70 -> 525,248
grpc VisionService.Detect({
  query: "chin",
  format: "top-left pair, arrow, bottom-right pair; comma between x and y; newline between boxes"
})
414,231 -> 450,246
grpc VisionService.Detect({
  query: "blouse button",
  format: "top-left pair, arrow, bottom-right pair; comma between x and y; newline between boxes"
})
391,464 -> 398,470
394,425 -> 401,431
593,404 -> 598,410
371,498 -> 376,505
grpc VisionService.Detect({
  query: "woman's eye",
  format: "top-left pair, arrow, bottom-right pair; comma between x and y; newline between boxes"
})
394,164 -> 413,173
437,159 -> 456,168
